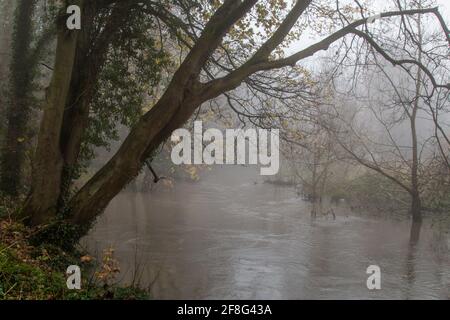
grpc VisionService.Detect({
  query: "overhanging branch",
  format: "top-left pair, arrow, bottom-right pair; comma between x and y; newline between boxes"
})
200,7 -> 448,101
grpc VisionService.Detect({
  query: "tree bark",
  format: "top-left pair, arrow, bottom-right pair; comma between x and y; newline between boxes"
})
0,0 -> 15,119
409,219 -> 422,246
59,2 -> 124,204
23,1 -> 127,223
22,7 -> 81,225
0,0 -> 37,196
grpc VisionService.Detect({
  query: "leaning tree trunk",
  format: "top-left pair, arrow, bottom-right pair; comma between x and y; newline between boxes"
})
67,82 -> 203,226
22,14 -> 81,225
66,0 -> 256,227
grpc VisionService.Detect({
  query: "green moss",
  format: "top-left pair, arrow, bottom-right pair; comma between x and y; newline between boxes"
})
0,245 -> 66,299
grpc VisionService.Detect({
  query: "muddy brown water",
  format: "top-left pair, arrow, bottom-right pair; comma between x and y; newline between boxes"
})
82,166 -> 450,299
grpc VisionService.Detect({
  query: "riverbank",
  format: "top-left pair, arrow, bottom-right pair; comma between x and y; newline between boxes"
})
0,218 -> 149,300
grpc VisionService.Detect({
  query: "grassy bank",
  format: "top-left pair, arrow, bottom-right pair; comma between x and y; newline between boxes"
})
0,218 -> 149,300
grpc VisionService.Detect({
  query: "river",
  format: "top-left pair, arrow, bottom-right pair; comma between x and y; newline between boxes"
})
82,166 -> 450,299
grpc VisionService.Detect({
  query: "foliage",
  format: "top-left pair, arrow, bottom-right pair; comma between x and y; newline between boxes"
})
345,172 -> 411,216
78,9 -> 171,173
421,162 -> 450,212
0,218 -> 150,300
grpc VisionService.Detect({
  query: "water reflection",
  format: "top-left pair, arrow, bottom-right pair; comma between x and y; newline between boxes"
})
82,166 -> 450,299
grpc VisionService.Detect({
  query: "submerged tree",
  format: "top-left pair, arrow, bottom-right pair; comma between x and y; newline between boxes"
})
327,0 -> 449,223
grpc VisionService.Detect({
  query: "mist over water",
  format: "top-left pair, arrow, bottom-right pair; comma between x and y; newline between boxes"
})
83,166 -> 450,299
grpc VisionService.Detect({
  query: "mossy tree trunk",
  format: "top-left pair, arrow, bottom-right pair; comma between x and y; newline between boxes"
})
0,0 -> 37,196
23,2 -> 82,225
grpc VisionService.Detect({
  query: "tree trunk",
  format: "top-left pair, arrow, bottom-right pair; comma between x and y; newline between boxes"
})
22,13 -> 81,225
410,111 -> 421,223
58,3 -> 110,205
410,192 -> 422,223
0,0 -> 37,196
67,85 -> 203,225
408,3 -> 423,224
310,157 -> 318,219
409,219 -> 422,246
0,0 -> 15,122
23,0 -> 125,224
410,113 -> 422,223
1,98 -> 30,196
22,2 -> 131,218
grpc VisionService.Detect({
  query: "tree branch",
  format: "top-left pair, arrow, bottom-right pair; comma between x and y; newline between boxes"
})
200,7 -> 447,101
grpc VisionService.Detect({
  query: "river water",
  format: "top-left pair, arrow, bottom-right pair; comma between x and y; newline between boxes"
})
83,166 -> 450,299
